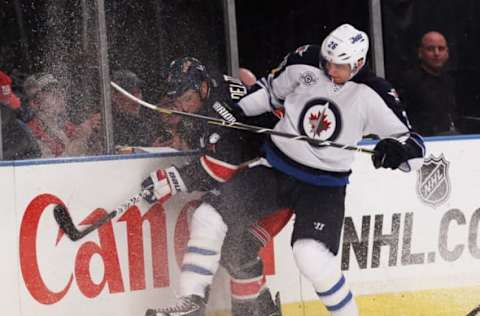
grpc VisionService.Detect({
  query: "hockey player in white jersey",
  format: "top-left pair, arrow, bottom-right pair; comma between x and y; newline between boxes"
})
147,24 -> 425,316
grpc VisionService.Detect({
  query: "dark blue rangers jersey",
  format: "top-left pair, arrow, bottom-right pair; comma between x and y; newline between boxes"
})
238,44 -> 425,185
177,73 -> 279,191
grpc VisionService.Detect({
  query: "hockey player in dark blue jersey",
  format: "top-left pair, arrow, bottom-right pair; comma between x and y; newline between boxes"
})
141,57 -> 287,316
144,24 -> 425,316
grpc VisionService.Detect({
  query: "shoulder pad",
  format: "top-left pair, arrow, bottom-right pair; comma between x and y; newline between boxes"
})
354,69 -> 409,128
287,44 -> 321,68
353,69 -> 401,106
271,45 -> 321,77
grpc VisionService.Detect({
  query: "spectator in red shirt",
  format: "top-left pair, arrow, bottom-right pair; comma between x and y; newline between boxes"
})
23,73 -> 101,157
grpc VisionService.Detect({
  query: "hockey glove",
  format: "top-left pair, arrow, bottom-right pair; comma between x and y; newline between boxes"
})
372,138 -> 409,170
141,166 -> 187,204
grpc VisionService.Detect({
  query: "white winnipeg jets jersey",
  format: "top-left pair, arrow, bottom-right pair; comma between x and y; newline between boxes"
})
238,46 -> 410,173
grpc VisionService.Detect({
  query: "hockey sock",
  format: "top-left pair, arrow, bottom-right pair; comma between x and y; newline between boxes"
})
293,239 -> 359,316
179,203 -> 227,298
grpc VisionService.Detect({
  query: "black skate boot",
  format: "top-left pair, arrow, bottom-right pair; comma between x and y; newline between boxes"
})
255,289 -> 282,316
231,297 -> 256,316
145,295 -> 206,316
231,288 -> 282,316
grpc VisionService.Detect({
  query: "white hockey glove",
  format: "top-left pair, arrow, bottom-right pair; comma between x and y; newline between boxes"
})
141,166 -> 187,204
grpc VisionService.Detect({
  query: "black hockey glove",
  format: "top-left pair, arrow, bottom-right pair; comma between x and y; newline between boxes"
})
371,138 -> 409,170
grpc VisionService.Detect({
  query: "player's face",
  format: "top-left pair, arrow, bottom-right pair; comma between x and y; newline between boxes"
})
324,62 -> 351,84
175,88 -> 203,113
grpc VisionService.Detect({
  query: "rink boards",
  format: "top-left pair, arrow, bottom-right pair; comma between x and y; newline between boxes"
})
1,137 -> 480,316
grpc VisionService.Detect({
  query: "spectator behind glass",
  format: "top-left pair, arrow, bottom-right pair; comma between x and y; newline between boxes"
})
23,73 -> 101,158
0,74 -> 41,160
0,70 -> 36,124
398,31 -> 459,136
151,98 -> 191,151
0,70 -> 22,110
112,70 -> 171,153
0,103 -> 41,160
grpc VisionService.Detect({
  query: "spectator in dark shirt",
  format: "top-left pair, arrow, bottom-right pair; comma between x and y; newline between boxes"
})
0,102 -> 41,160
0,70 -> 40,160
111,70 -> 170,152
399,31 -> 459,136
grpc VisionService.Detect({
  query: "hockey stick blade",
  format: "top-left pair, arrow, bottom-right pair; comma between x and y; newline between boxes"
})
54,205 -> 116,241
53,190 -> 149,241
466,305 -> 480,316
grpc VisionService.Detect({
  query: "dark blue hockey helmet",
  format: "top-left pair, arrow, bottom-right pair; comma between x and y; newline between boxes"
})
165,57 -> 209,97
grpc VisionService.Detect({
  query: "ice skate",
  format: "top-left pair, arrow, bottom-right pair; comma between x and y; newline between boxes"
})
145,295 -> 206,316
255,290 -> 282,316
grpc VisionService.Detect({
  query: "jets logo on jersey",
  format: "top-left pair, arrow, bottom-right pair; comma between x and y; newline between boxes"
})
300,71 -> 318,86
298,98 -> 342,146
295,45 -> 310,56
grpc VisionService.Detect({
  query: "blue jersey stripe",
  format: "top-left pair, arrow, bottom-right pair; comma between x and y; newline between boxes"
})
262,143 -> 349,187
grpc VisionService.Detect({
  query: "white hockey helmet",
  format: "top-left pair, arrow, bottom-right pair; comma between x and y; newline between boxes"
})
321,24 -> 369,76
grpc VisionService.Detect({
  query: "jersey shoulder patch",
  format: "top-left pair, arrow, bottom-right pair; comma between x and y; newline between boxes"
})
271,45 -> 320,78
287,44 -> 321,68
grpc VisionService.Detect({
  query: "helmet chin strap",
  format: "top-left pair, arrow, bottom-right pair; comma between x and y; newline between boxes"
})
349,59 -> 366,79
348,69 -> 359,80
198,80 -> 211,102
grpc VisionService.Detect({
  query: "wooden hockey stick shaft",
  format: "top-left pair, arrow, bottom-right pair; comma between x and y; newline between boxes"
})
110,81 -> 374,155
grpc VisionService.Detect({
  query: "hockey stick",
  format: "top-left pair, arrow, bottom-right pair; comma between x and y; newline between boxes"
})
54,190 -> 150,241
53,156 -> 261,241
111,82 -> 374,154
467,305 -> 480,316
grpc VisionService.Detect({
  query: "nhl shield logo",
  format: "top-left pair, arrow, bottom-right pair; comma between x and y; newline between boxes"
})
416,154 -> 451,207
